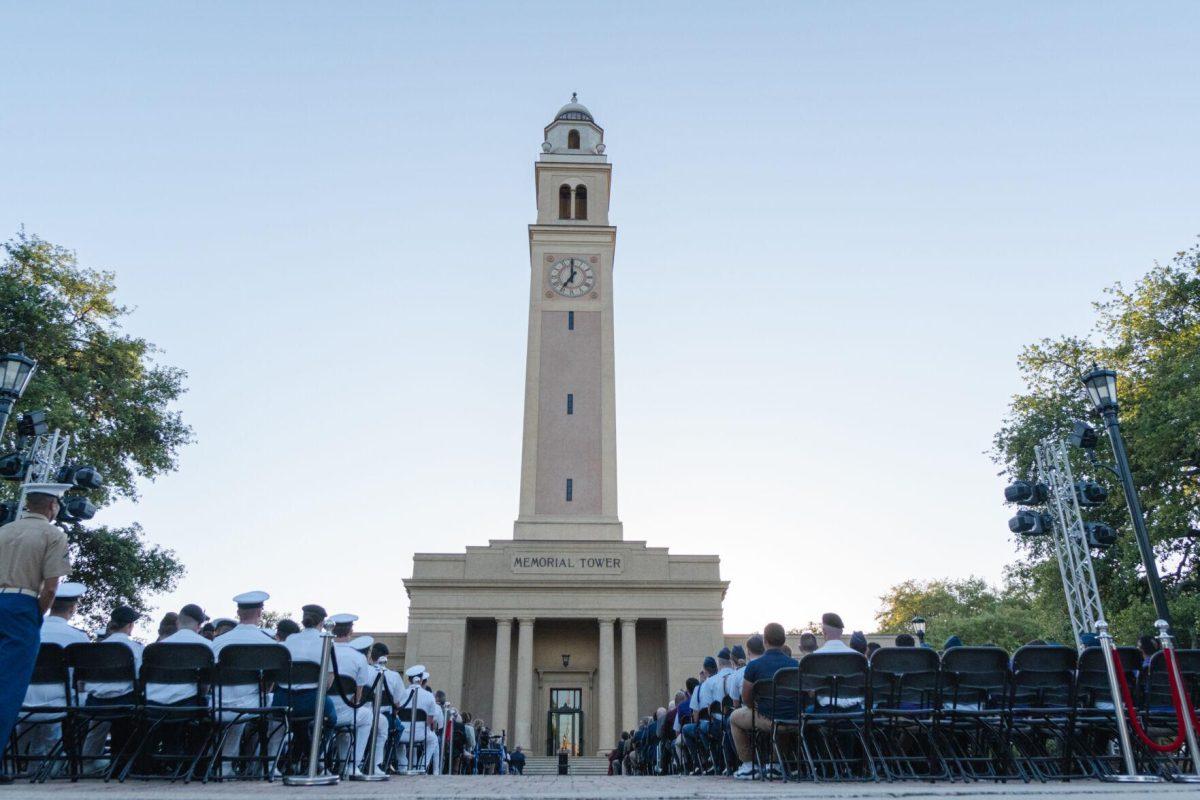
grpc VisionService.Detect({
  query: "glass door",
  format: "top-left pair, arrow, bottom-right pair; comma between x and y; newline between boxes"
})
545,688 -> 584,756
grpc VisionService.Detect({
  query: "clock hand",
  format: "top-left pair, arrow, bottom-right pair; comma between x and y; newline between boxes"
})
566,268 -> 577,285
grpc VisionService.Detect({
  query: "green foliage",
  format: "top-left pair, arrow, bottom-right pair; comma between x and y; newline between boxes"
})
0,230 -> 191,623
874,575 -> 1064,651
990,239 -> 1200,646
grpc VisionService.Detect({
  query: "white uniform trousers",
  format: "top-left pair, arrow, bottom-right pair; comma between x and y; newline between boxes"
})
396,722 -> 441,774
330,697 -> 385,769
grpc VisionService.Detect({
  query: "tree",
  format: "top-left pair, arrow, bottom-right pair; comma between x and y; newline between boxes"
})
0,230 -> 192,628
991,239 -> 1200,645
874,575 -> 1059,652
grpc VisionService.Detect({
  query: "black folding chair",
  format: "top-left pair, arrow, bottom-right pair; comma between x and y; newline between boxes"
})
64,642 -> 140,781
1008,645 -> 1081,781
275,662 -> 323,775
122,642 -> 214,782
936,646 -> 1017,782
1075,646 -> 1145,778
395,706 -> 428,773
766,667 -> 804,781
867,647 -> 948,781
207,643 -> 290,781
9,643 -> 71,782
747,679 -> 774,779
797,651 -> 875,782
1141,649 -> 1200,778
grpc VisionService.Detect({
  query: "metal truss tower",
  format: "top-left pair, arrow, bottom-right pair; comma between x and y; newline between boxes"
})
1034,436 -> 1104,649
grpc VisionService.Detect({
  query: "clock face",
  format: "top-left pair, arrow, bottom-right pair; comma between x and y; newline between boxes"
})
548,257 -> 596,298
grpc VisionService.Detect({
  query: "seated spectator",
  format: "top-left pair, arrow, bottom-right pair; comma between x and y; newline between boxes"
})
798,632 -> 818,655
508,745 -> 525,775
729,622 -> 798,780
818,612 -> 852,652
155,612 -> 178,642
609,730 -> 628,774
894,633 -> 916,647
849,630 -> 868,654
942,635 -> 963,651
275,618 -> 300,641
1138,634 -> 1160,670
866,641 -> 881,660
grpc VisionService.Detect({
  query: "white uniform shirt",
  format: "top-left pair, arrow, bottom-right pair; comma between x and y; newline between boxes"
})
282,627 -> 325,689
705,666 -> 733,710
376,666 -> 403,707
145,628 -> 213,704
726,664 -> 746,704
85,632 -> 144,699
24,615 -> 90,707
396,683 -> 440,729
212,623 -> 277,706
331,642 -> 374,689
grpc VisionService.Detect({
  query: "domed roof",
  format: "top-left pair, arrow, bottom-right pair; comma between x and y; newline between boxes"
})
555,93 -> 594,123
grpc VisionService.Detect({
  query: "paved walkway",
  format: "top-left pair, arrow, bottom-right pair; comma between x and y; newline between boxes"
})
0,777 -> 1194,799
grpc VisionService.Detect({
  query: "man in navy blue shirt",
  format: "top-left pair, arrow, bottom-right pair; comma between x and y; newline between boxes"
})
729,623 -> 798,779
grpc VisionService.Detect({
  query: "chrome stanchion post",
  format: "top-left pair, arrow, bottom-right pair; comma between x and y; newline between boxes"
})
350,673 -> 388,782
284,629 -> 339,786
1097,621 -> 1162,783
1156,620 -> 1200,782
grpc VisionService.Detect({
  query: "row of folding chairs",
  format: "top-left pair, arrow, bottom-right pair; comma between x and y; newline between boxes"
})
739,645 -> 1200,783
4,640 -> 351,783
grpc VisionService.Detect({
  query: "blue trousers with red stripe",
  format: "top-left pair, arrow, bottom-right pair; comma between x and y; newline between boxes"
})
0,594 -> 41,757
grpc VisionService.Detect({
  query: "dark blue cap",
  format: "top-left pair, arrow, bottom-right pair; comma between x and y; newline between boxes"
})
702,656 -> 717,671
731,645 -> 745,660
716,647 -> 731,660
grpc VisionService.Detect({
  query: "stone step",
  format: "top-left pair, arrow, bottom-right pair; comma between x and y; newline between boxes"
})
522,756 -> 610,776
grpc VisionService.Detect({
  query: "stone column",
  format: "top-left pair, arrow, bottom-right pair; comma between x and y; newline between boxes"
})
597,617 -> 616,755
513,617 -> 535,750
620,617 -> 638,732
491,618 -> 512,738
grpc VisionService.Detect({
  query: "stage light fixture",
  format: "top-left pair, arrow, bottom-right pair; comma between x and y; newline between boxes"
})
1069,421 -> 1099,450
1009,509 -> 1053,536
16,410 -> 49,438
1004,480 -> 1049,505
1075,480 -> 1108,507
0,452 -> 25,481
56,495 -> 97,523
1084,521 -> 1117,549
56,464 -> 103,491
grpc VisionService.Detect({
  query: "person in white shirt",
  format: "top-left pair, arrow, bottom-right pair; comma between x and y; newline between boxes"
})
367,643 -> 404,771
327,613 -> 384,775
17,582 -> 90,757
146,604 -> 213,705
813,612 -> 862,709
81,605 -> 145,765
267,604 -> 336,769
210,590 -> 277,773
396,665 -> 442,774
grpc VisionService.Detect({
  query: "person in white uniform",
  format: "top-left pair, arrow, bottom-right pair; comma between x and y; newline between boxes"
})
17,582 -> 90,757
367,643 -> 404,772
81,605 -> 144,767
396,664 -> 442,774
210,590 -> 276,774
267,604 -> 336,772
327,613 -> 385,774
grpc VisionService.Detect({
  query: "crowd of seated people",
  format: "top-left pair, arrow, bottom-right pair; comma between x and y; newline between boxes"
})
3,584 -> 521,782
613,613 -> 1197,782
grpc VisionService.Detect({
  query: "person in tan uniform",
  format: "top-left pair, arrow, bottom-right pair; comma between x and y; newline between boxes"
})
0,483 -> 73,781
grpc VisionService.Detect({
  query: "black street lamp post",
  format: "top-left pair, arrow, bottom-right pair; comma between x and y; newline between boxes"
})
1081,367 -> 1172,627
0,352 -> 38,438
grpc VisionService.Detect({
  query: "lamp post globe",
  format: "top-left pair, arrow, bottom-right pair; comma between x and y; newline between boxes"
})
1080,366 -> 1172,627
1081,367 -> 1119,412
0,351 -> 38,438
911,616 -> 926,644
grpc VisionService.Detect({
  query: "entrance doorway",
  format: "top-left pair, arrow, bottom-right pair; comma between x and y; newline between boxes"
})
546,688 -> 583,756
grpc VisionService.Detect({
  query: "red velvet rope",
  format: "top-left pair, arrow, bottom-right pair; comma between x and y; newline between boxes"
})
1109,645 -> 1196,753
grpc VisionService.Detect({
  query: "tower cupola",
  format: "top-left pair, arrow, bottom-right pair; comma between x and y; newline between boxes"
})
542,93 -> 606,157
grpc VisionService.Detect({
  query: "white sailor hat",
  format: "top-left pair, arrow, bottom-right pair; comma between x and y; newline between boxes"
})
421,670 -> 430,680
329,613 -> 358,626
349,635 -> 374,652
24,483 -> 74,499
233,590 -> 269,609
405,664 -> 426,679
56,582 -> 86,601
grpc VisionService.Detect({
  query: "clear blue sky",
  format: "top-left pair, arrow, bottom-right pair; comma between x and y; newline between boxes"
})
2,2 -> 1197,635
